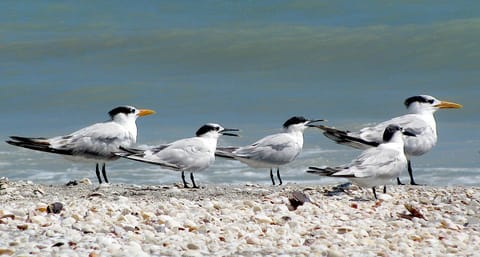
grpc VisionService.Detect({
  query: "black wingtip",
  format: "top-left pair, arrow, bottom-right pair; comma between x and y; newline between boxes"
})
306,166 -> 327,175
118,146 -> 139,155
215,147 -> 238,159
214,152 -> 236,159
6,140 -> 19,146
9,136 -> 48,142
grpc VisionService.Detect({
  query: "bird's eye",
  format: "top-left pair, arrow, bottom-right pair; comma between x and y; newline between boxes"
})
427,99 -> 434,104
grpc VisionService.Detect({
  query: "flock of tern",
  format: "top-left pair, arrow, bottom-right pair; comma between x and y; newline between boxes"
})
6,95 -> 462,199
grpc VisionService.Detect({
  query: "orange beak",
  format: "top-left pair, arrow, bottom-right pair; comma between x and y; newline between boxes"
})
435,101 -> 463,109
137,109 -> 156,117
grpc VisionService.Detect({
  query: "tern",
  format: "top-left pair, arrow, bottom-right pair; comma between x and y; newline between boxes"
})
6,106 -> 155,184
116,123 -> 239,188
312,95 -> 462,185
216,116 -> 325,185
307,124 -> 416,200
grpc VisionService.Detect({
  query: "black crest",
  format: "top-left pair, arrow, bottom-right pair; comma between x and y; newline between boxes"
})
283,116 -> 308,128
383,124 -> 401,142
108,106 -> 135,118
404,96 -> 434,107
196,124 -> 219,136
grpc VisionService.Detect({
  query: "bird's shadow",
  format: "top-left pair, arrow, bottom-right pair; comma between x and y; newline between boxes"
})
323,182 -> 352,197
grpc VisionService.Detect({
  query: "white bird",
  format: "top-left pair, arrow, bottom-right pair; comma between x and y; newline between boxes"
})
307,124 -> 416,199
313,95 -> 462,185
116,123 -> 239,188
6,106 -> 155,184
216,116 -> 325,185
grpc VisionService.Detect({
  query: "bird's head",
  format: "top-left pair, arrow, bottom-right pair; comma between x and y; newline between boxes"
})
383,124 -> 416,143
196,123 -> 239,138
283,116 -> 325,133
404,95 -> 462,114
108,106 -> 155,123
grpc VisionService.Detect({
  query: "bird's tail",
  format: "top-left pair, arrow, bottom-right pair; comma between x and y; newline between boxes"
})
117,152 -> 181,170
215,147 -> 239,159
6,136 -> 72,155
117,146 -> 145,156
306,166 -> 339,176
312,125 -> 378,149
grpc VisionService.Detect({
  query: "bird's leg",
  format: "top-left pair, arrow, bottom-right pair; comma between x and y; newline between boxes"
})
190,172 -> 199,189
102,163 -> 109,183
372,187 -> 378,200
276,168 -> 283,186
407,160 -> 421,185
95,163 -> 103,184
181,171 -> 189,188
397,177 -> 405,185
383,185 -> 387,194
269,168 -> 276,185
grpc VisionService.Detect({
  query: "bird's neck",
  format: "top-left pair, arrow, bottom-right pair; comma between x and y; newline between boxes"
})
412,112 -> 437,133
407,106 -> 436,115
199,134 -> 220,148
286,129 -> 304,145
114,118 -> 138,141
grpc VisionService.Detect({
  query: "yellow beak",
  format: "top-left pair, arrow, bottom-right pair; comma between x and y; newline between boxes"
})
137,109 -> 156,117
435,101 -> 463,109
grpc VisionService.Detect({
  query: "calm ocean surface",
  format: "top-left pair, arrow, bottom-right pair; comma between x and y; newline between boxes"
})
1,1 -> 479,186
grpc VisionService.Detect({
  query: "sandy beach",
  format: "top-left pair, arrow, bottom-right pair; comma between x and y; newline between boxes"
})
0,178 -> 479,257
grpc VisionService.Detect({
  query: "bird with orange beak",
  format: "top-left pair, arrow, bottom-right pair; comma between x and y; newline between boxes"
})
312,95 -> 462,185
6,106 -> 155,184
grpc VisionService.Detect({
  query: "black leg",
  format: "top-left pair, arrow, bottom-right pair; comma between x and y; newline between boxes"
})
102,163 -> 109,183
383,185 -> 387,194
276,168 -> 283,186
397,177 -> 404,185
372,187 -> 378,200
270,168 -> 276,185
181,171 -> 189,188
95,163 -> 102,184
407,160 -> 420,185
190,172 -> 198,189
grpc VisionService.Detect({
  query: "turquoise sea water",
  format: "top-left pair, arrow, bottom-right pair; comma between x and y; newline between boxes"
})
1,1 -> 479,186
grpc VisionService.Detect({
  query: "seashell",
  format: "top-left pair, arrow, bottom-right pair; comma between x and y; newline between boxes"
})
47,202 -> 63,214
36,203 -> 48,213
337,227 -> 353,234
0,214 -> 15,221
254,214 -> 272,224
326,249 -> 344,257
122,224 -> 135,232
81,225 -> 95,234
87,192 -> 104,198
245,236 -> 259,245
186,243 -> 200,250
52,242 -> 64,247
79,178 -> 92,185
183,250 -> 202,257
0,249 -> 14,256
88,252 -> 99,257
17,224 -> 28,230
30,215 -> 48,226
71,213 -> 82,221
440,219 -> 460,230
252,205 -> 262,213
141,211 -> 155,221
33,188 -> 45,196
243,200 -> 255,207
155,224 -> 166,233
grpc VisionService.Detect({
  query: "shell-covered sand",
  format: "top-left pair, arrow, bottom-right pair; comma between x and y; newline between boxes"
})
1,178 -> 479,257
